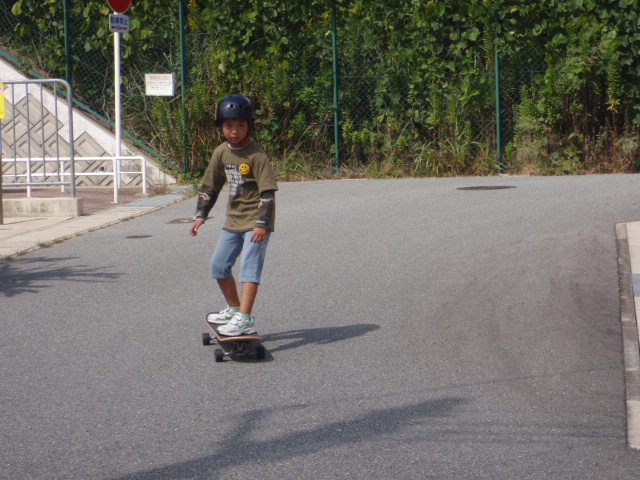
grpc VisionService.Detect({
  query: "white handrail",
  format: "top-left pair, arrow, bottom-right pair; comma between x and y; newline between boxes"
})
1,155 -> 147,203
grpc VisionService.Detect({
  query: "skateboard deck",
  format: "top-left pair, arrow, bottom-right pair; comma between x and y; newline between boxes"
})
202,315 -> 266,362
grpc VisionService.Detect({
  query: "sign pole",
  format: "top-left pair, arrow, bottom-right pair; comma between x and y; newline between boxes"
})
108,0 -> 131,202
114,27 -> 121,203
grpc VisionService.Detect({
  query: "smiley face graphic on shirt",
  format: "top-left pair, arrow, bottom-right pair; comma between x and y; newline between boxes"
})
239,163 -> 251,175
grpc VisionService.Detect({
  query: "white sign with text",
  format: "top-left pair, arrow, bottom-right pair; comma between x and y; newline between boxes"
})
144,74 -> 175,96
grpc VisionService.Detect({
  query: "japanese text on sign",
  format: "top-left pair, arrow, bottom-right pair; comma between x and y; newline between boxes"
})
109,14 -> 130,33
144,74 -> 175,96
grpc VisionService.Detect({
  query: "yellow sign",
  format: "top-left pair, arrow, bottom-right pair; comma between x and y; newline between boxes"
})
239,163 -> 251,175
0,83 -> 4,119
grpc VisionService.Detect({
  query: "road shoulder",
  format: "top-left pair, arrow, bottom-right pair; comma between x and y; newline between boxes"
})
616,222 -> 640,449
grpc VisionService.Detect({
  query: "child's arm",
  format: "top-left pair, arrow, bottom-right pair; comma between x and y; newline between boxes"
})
189,186 -> 219,236
251,190 -> 275,242
194,186 -> 219,222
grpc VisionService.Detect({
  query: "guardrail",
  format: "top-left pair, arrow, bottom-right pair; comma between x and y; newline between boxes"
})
1,78 -> 76,196
2,155 -> 147,203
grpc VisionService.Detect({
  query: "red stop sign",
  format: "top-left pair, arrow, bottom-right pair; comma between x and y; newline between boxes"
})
107,0 -> 131,14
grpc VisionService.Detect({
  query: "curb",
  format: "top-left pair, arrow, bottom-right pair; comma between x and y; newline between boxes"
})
615,222 -> 640,449
0,205 -> 162,260
0,188 -> 192,260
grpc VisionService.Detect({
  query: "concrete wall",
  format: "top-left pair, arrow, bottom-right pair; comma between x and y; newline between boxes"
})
2,197 -> 83,217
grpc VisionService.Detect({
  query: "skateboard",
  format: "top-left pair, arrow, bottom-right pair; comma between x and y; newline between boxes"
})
202,315 -> 266,362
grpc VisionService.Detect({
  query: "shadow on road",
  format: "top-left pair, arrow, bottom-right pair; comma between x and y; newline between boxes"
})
0,256 -> 123,297
262,323 -> 381,353
110,397 -> 467,480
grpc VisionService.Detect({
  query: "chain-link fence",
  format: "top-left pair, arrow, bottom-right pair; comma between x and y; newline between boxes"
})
3,2 -> 628,177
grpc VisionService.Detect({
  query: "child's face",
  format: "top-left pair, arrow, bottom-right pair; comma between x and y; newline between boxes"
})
221,118 -> 250,147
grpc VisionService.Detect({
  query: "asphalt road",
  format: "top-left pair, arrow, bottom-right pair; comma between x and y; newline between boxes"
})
2,175 -> 640,479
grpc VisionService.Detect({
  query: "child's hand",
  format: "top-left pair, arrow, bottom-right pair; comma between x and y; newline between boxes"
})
190,220 -> 204,237
251,227 -> 267,243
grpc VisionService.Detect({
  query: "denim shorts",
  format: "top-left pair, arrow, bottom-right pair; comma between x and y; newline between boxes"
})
210,229 -> 271,284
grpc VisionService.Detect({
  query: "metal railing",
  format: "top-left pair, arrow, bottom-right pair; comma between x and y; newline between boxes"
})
0,79 -> 76,196
2,155 -> 147,203
1,79 -> 147,205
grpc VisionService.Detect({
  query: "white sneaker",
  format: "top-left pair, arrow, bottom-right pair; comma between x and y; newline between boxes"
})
206,306 -> 238,325
218,312 -> 256,336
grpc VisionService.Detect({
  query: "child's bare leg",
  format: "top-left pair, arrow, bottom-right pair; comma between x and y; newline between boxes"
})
217,277 -> 240,307
240,282 -> 259,315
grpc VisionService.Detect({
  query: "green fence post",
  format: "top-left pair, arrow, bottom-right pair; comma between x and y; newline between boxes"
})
179,0 -> 188,173
331,0 -> 340,172
494,8 -> 503,173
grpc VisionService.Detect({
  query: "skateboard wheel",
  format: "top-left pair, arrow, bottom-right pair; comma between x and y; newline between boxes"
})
202,332 -> 211,346
256,345 -> 266,360
214,349 -> 224,362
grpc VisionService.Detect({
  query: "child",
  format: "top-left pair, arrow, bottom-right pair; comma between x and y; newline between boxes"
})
189,94 -> 278,336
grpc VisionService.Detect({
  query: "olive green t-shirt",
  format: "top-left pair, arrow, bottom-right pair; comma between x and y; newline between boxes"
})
202,140 -> 278,232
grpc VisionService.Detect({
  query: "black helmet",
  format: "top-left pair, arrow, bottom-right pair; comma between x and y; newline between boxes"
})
215,95 -> 255,127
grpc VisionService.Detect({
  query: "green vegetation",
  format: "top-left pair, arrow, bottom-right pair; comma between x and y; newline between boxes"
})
3,0 -> 640,179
